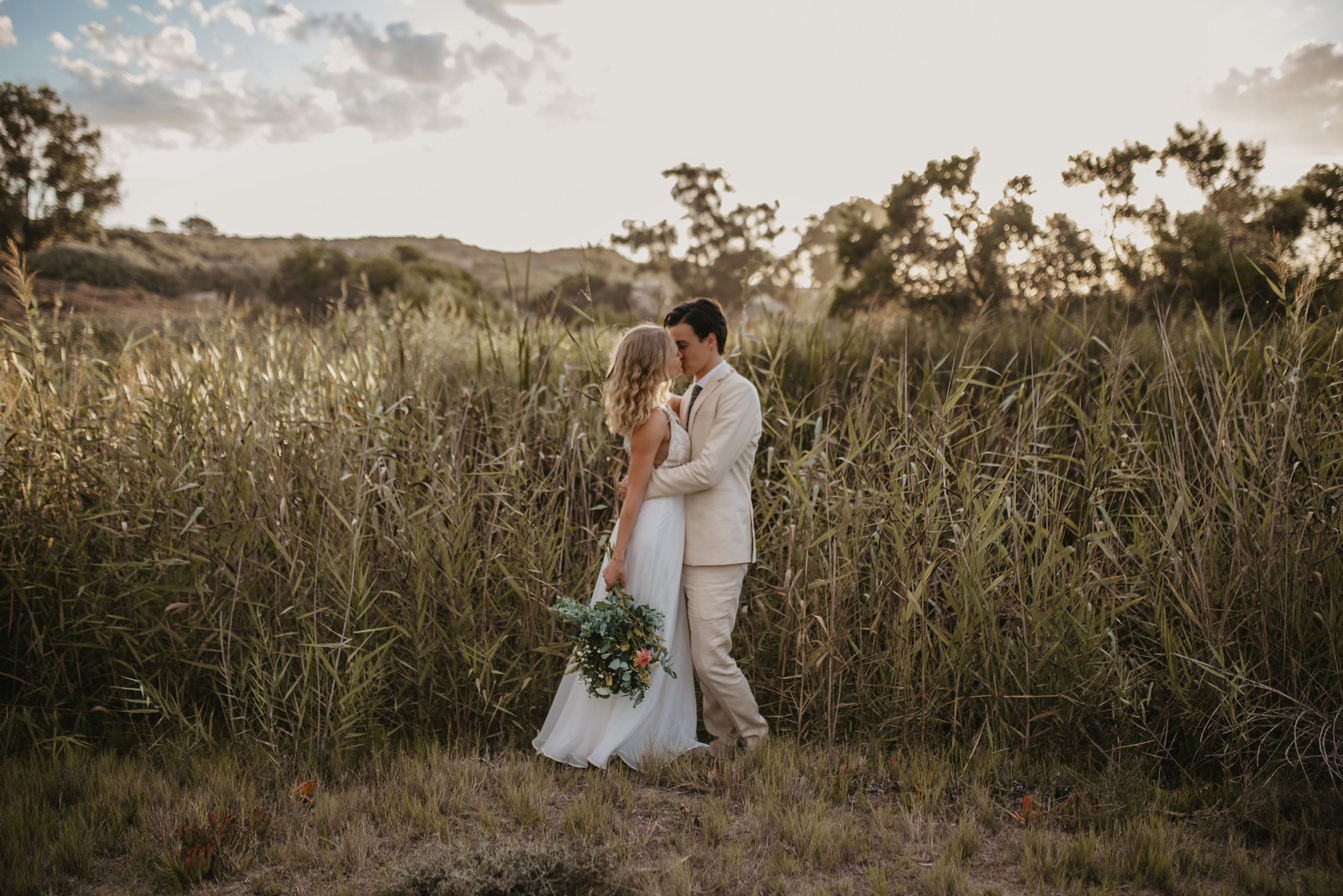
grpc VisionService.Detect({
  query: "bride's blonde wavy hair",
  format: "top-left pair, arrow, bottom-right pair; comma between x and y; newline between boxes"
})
604,324 -> 676,436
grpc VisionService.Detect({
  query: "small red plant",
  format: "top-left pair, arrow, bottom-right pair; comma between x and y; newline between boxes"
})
292,777 -> 317,806
165,806 -> 272,886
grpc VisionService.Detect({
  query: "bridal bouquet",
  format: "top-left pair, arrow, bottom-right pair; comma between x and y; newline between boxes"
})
551,585 -> 675,707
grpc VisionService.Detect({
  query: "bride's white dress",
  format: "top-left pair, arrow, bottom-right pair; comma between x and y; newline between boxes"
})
533,405 -> 704,769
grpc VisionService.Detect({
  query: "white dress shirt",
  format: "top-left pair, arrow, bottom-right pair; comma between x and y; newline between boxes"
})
694,358 -> 729,388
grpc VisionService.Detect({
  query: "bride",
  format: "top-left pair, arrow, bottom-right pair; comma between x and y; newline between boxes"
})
533,324 -> 704,769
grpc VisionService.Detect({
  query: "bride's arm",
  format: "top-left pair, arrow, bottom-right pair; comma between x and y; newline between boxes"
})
602,412 -> 666,589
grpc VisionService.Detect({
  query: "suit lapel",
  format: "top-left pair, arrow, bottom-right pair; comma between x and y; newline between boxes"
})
688,366 -> 732,435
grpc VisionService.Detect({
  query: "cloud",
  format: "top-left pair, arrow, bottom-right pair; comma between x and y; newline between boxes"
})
462,0 -> 549,37
299,14 -> 564,137
55,0 -> 577,146
1206,42 -> 1343,152
189,1 -> 255,36
537,88 -> 595,126
0,17 -> 13,49
224,7 -> 254,35
65,21 -> 211,75
86,0 -> 109,9
130,5 -> 172,26
67,67 -> 338,146
334,18 -> 464,87
258,2 -> 310,44
144,25 -> 210,70
53,18 -> 322,144
461,0 -> 566,58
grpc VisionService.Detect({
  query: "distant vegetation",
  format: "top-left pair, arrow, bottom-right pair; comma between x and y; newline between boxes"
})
29,228 -> 269,299
266,241 -> 491,316
3,82 -> 1341,323
611,130 -> 1343,319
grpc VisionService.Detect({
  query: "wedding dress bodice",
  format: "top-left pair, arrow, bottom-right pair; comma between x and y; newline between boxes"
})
624,405 -> 690,470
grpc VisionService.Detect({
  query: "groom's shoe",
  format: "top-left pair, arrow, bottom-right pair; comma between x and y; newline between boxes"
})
707,737 -> 737,760
742,731 -> 769,752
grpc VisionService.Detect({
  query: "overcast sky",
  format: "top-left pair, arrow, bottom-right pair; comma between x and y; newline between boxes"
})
0,0 -> 1341,252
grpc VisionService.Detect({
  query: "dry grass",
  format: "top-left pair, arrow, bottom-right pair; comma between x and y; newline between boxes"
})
3,247 -> 1340,785
2,247 -> 1342,893
1,738 -> 1338,896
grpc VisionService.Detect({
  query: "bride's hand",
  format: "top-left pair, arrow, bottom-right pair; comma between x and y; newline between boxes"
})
602,557 -> 626,589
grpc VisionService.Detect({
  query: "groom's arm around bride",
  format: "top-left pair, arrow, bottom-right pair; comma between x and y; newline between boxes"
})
642,368 -> 761,566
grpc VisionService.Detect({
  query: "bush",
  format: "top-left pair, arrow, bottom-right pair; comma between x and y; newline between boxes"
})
344,250 -> 488,312
392,244 -> 427,264
268,243 -> 351,313
182,263 -> 268,300
351,254 -> 405,298
543,272 -> 635,321
30,242 -> 187,295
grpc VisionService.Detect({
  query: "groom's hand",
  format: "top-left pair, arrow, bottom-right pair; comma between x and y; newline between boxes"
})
616,475 -> 629,502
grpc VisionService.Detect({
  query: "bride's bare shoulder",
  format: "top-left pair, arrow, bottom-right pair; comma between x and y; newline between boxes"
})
630,405 -> 669,448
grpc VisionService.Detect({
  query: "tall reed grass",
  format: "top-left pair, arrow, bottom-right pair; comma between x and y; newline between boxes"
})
2,250 -> 1339,786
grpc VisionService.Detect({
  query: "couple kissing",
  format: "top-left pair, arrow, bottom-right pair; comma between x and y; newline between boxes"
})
533,297 -> 769,769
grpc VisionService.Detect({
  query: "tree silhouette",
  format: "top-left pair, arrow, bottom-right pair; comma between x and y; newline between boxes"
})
1298,164 -> 1343,283
180,215 -> 218,237
0,83 -> 121,252
613,163 -> 783,307
1061,141 -> 1158,287
831,152 -> 1039,317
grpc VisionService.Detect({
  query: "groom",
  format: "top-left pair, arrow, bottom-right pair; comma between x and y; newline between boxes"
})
623,297 -> 769,755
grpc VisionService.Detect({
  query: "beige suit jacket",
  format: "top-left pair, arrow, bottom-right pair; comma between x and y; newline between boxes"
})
644,365 -> 761,566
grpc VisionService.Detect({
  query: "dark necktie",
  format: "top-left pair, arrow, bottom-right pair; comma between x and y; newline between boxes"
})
685,384 -> 703,425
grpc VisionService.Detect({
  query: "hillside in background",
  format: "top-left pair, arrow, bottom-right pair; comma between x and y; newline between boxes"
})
218,233 -> 638,297
5,230 -> 640,320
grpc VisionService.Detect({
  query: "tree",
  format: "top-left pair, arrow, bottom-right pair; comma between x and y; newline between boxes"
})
1061,141 -> 1158,287
180,215 -> 218,237
1013,214 -> 1106,307
0,82 -> 121,252
831,152 -> 1039,317
148,216 -> 167,232
1298,164 -> 1343,284
613,164 -> 784,307
967,174 -> 1039,304
793,198 -> 885,293
1150,122 -> 1303,312
1060,121 -> 1343,314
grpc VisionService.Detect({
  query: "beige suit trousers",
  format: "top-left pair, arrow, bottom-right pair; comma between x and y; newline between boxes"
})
683,563 -> 768,744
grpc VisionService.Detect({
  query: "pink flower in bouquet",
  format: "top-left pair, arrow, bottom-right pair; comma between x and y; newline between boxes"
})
635,648 -> 653,668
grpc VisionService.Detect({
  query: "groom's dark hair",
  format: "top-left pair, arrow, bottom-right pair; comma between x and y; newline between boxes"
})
663,298 -> 728,354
